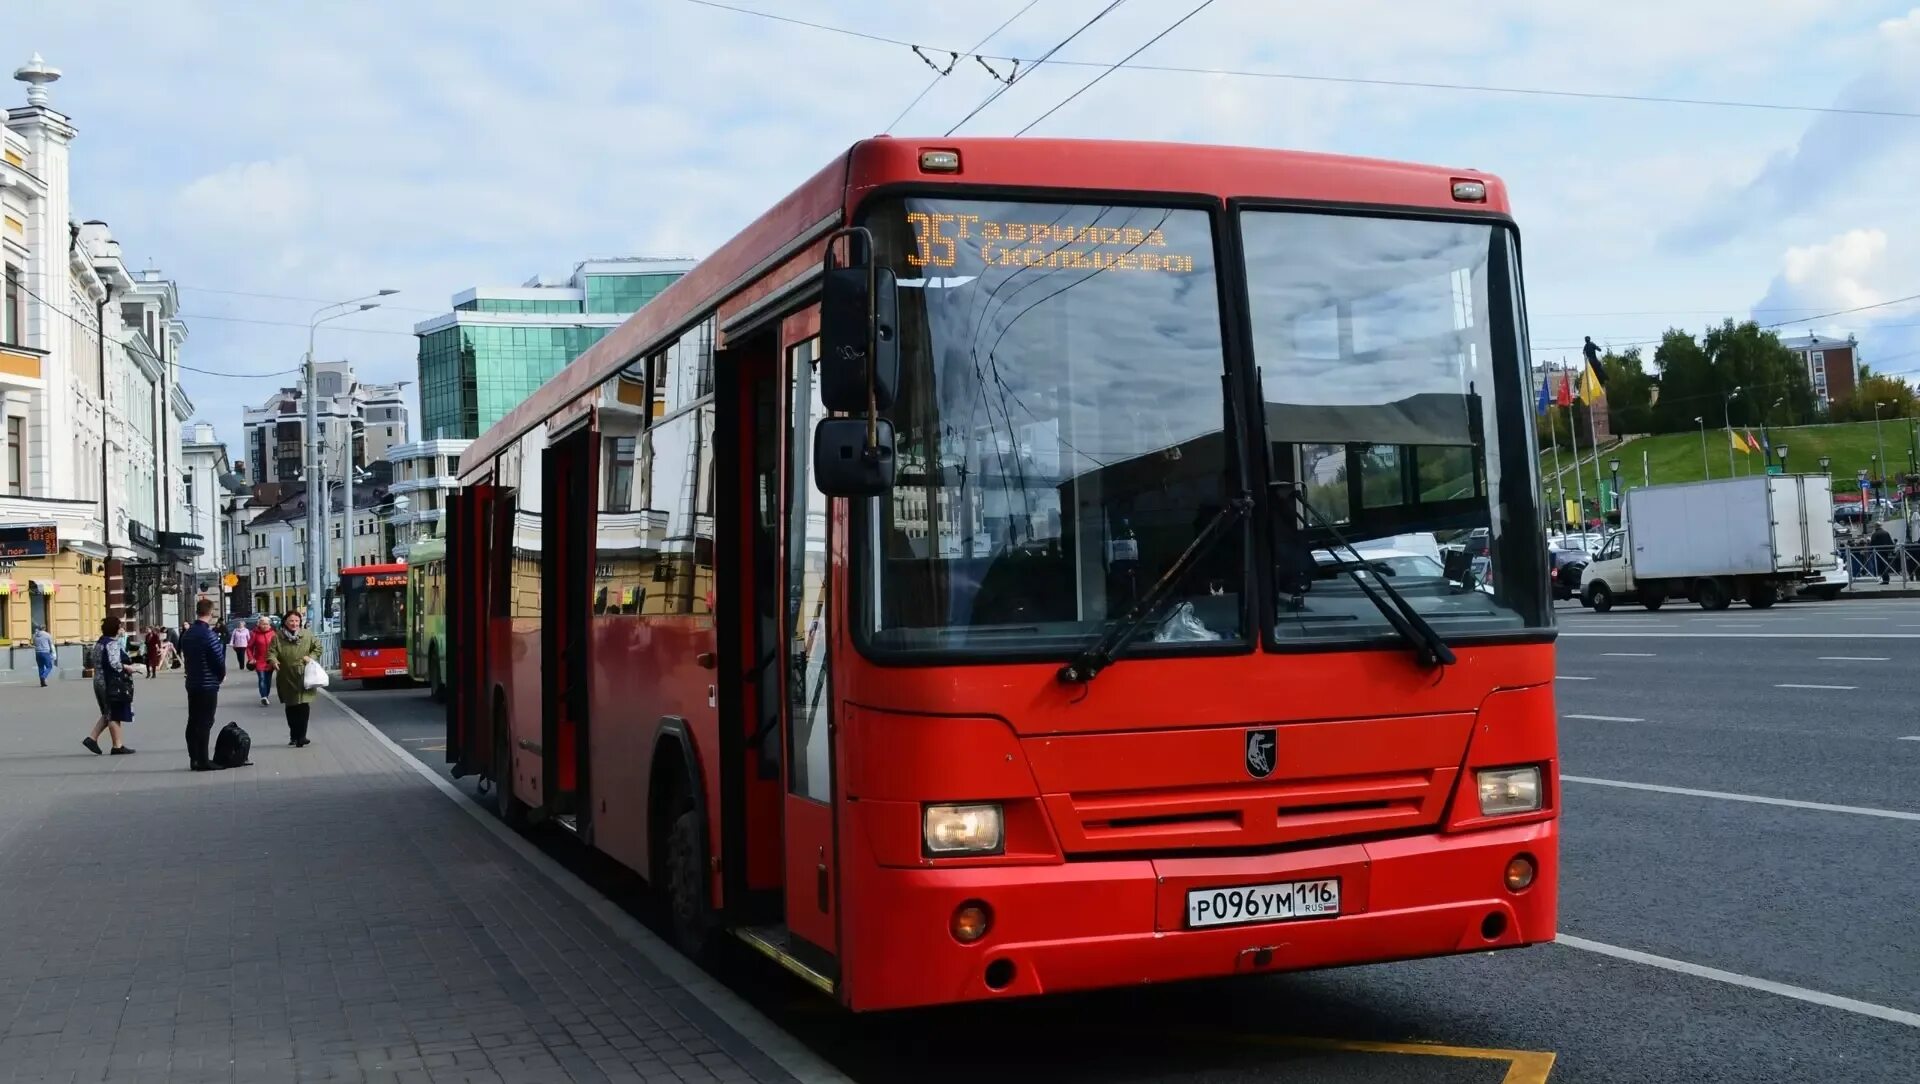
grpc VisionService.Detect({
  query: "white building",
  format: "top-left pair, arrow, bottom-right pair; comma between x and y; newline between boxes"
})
383,437 -> 469,559
242,361 -> 409,505
239,483 -> 390,619
180,422 -> 250,602
1,53 -> 197,668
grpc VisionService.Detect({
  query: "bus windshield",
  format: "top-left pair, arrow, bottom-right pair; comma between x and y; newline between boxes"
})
1244,211 -> 1548,641
341,572 -> 408,648
861,196 -> 1243,656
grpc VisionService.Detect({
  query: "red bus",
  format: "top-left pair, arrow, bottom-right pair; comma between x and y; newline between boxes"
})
339,562 -> 410,684
445,137 -> 1558,1011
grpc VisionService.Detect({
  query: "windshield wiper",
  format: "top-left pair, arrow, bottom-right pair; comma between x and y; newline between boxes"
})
1057,496 -> 1251,685
1273,482 -> 1456,669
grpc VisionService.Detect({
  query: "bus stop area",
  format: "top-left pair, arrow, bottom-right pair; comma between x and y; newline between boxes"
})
0,675 -> 820,1084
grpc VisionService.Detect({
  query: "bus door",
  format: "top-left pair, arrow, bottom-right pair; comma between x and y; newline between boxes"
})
445,483 -> 493,778
777,319 -> 839,971
541,428 -> 597,836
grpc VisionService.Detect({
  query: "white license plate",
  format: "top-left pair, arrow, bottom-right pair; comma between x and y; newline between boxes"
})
1186,878 -> 1341,929
385,668 -> 408,676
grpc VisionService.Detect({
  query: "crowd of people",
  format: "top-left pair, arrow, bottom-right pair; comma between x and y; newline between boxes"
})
72,604 -> 325,770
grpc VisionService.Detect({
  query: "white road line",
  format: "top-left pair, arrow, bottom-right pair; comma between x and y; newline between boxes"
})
1555,675 -> 1595,681
1842,617 -> 1888,621
1900,736 -> 1920,742
1556,935 -> 1920,1030
1561,775 -> 1920,822
321,691 -> 854,1084
1775,683 -> 1857,690
1818,656 -> 1890,662
1602,652 -> 1657,657
1564,713 -> 1644,722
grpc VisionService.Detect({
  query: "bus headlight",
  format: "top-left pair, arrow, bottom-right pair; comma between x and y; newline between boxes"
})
1476,767 -> 1542,816
923,803 -> 1004,855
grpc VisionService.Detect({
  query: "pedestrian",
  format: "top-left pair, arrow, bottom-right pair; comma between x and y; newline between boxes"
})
83,615 -> 137,757
267,609 -> 324,747
143,625 -> 162,679
182,598 -> 228,772
33,624 -> 56,687
247,615 -> 274,705
1870,522 -> 1895,584
230,619 -> 252,671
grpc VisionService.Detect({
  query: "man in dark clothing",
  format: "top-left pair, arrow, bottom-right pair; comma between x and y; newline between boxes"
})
181,598 -> 228,771
1870,523 -> 1896,584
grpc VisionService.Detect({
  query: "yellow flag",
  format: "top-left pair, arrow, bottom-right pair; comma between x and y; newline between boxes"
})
1578,363 -> 1604,404
1729,429 -> 1750,454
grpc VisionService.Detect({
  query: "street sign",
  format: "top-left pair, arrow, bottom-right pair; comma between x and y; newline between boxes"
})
222,572 -> 238,588
1766,465 -> 1783,475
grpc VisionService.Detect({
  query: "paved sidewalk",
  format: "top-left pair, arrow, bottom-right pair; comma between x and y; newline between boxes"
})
0,674 -> 802,1084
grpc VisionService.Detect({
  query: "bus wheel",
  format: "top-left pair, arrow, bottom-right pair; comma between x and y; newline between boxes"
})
493,708 -> 528,829
428,650 -> 446,703
667,806 -> 717,959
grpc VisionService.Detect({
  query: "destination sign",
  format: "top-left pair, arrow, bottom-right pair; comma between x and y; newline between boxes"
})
354,572 -> 408,588
906,212 -> 1197,274
0,522 -> 57,559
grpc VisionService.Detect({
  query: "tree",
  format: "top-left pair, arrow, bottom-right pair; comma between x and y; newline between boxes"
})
1600,346 -> 1655,434
1650,329 -> 1715,434
1700,320 -> 1817,431
1831,374 -> 1916,422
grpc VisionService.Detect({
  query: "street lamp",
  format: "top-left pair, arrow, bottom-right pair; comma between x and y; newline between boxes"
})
1696,416 -> 1708,479
304,290 -> 397,630
1609,456 -> 1622,516
1873,400 -> 1890,493
1724,384 -> 1743,477
1777,444 -> 1789,474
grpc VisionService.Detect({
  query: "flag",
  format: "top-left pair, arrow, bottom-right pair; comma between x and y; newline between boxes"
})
1536,371 -> 1551,415
1745,430 -> 1762,453
1578,357 -> 1606,404
1555,370 -> 1573,407
1730,430 -> 1750,454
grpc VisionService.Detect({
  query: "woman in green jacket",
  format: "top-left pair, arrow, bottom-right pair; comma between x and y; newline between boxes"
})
267,609 -> 325,747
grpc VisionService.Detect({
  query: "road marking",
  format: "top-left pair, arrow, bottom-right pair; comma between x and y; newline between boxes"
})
1557,935 -> 1920,1031
1186,1034 -> 1555,1084
1565,714 -> 1644,722
1774,683 -> 1856,690
1561,775 -> 1920,822
1602,652 -> 1657,657
1818,656 -> 1889,662
1554,675 -> 1594,681
320,691 -> 854,1084
1842,617 -> 1889,621
1900,736 -> 1920,742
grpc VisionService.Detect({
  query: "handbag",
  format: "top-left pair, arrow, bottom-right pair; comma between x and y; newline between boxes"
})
301,657 -> 330,690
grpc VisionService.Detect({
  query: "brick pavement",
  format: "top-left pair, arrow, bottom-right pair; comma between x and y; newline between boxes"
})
0,673 -> 803,1084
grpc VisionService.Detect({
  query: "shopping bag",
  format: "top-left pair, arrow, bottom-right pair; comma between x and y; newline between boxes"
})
302,658 -> 330,689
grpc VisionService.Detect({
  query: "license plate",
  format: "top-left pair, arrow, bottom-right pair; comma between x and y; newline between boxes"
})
1186,878 -> 1340,929
385,668 -> 408,676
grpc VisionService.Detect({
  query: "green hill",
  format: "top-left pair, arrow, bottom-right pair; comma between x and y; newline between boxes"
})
1543,419 -> 1916,495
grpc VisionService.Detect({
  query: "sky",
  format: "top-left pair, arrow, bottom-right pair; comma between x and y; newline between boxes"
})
10,0 -> 1920,454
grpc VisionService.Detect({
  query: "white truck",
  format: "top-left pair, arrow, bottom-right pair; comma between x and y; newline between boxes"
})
1580,475 -> 1837,611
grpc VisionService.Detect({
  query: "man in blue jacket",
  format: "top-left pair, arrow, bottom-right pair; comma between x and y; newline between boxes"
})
181,597 -> 228,771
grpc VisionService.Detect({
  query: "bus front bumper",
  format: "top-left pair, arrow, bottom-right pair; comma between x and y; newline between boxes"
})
842,819 -> 1556,1011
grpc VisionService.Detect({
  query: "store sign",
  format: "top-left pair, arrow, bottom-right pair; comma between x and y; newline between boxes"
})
0,522 -> 57,559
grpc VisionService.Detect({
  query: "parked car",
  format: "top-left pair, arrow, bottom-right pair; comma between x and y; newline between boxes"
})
1547,544 -> 1588,601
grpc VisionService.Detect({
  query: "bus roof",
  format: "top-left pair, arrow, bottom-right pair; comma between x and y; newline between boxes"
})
460,136 -> 1509,481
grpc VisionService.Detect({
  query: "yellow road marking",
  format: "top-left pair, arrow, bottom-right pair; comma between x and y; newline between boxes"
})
1191,1033 -> 1555,1083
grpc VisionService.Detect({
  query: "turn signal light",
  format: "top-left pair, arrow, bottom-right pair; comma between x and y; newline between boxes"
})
1504,853 -> 1537,892
951,900 -> 993,943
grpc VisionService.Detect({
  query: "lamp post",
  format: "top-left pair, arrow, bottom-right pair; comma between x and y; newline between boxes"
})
1724,384 -> 1743,477
305,291 -> 396,630
1696,416 -> 1708,479
1777,444 -> 1789,475
1609,456 -> 1622,517
1873,400 -> 1889,494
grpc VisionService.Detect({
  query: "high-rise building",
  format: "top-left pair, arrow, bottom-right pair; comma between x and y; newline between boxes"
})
241,361 -> 409,504
383,437 -> 469,559
1779,333 -> 1859,413
413,257 -> 692,440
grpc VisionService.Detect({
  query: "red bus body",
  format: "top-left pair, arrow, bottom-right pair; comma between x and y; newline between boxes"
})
446,138 -> 1559,1011
338,562 -> 410,683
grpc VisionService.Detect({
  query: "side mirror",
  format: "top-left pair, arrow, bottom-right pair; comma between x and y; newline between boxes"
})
820,231 -> 899,413
813,418 -> 896,497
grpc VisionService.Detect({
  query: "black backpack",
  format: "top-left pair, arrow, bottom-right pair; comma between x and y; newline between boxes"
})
213,722 -> 253,768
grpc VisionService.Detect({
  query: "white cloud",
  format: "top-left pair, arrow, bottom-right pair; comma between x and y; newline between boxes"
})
176,159 -> 314,239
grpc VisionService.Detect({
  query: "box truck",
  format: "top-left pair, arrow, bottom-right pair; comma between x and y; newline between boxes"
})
1579,475 -> 1837,611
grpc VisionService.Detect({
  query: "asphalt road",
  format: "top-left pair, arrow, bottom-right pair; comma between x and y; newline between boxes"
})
336,596 -> 1920,1083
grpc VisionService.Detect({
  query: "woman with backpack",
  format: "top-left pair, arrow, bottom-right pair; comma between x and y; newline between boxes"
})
266,609 -> 325,747
83,615 -> 137,757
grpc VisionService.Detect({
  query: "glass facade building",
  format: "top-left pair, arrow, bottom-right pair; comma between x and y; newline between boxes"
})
415,259 -> 692,440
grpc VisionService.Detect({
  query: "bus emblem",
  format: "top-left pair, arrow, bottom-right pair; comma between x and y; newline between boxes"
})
1245,729 -> 1277,779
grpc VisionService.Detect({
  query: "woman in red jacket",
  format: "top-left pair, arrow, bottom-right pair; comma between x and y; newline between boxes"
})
245,616 -> 275,706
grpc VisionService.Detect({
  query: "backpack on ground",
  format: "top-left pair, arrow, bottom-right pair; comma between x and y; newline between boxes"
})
213,721 -> 252,768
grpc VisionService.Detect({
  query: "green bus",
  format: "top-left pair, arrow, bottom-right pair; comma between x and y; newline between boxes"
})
406,534 -> 448,701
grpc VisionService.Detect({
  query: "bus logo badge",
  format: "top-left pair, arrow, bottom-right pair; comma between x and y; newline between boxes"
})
1245,729 -> 1277,779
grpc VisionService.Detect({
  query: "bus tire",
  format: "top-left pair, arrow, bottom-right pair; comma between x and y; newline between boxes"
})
666,806 -> 716,960
428,648 -> 446,703
493,698 -> 528,829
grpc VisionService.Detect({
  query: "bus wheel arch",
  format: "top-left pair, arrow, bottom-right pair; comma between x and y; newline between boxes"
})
650,720 -> 716,958
427,643 -> 446,702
